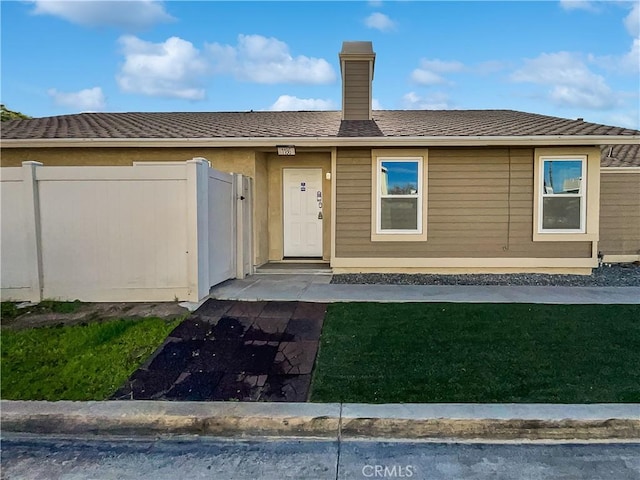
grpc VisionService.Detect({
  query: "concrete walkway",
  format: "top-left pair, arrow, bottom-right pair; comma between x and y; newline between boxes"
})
208,274 -> 640,304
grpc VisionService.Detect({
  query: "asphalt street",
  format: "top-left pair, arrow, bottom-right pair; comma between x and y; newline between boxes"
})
2,433 -> 639,480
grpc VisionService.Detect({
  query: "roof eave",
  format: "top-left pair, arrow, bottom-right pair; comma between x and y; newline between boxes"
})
2,135 -> 639,148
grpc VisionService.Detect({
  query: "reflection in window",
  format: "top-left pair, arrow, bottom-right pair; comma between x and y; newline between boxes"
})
543,160 -> 582,195
378,159 -> 421,233
540,158 -> 585,232
380,161 -> 419,195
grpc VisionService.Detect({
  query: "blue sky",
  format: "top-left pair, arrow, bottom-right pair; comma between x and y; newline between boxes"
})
2,0 -> 638,128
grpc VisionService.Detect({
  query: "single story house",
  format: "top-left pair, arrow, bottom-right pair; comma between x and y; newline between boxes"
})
2,41 -> 639,275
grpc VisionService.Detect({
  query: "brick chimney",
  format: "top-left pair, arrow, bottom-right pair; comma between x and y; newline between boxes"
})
339,41 -> 376,121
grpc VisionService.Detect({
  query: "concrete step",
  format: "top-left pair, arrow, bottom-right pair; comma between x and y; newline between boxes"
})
256,262 -> 332,276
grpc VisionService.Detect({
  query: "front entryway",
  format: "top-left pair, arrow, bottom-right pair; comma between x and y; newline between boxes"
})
283,168 -> 323,257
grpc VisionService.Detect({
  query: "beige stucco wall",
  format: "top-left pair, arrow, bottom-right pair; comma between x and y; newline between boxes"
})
254,152 -> 269,266
334,146 -> 593,260
266,152 -> 332,261
599,170 -> 640,257
1,146 -> 256,176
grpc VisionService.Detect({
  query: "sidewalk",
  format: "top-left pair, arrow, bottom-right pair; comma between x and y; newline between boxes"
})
208,274 -> 640,304
2,400 -> 639,441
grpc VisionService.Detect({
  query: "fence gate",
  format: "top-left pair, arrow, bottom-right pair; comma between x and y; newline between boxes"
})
207,168 -> 236,288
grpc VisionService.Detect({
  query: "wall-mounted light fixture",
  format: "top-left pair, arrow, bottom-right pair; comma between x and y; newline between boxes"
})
276,145 -> 296,156
325,172 -> 331,180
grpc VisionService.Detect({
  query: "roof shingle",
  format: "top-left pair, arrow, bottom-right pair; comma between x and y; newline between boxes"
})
2,110 -> 639,140
600,144 -> 640,167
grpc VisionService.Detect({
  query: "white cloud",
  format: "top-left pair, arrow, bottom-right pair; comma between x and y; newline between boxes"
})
372,98 -> 383,110
411,59 -> 464,85
268,95 -> 336,111
411,69 -> 446,85
588,2 -> 639,74
402,91 -> 451,110
620,37 -> 640,72
29,0 -> 173,30
208,35 -> 335,84
368,0 -> 383,7
116,35 -> 209,100
48,86 -> 106,111
624,1 -> 639,36
559,0 -> 598,12
511,51 -> 618,109
418,59 -> 465,73
364,12 -> 396,32
548,84 -> 613,109
604,111 -> 640,129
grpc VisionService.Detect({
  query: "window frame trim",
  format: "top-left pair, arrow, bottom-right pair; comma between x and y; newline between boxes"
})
532,147 -> 600,243
371,148 -> 428,242
537,155 -> 587,234
376,157 -> 423,235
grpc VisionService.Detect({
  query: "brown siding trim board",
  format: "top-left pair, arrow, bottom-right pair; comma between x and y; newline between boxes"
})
331,256 -> 596,274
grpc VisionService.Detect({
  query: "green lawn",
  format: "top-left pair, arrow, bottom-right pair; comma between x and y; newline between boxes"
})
310,303 -> 640,403
1,318 -> 180,401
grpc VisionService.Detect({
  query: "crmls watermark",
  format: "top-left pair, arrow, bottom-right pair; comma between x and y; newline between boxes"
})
362,464 -> 416,478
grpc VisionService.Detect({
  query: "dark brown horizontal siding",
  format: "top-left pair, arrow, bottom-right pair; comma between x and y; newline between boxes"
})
343,62 -> 370,120
335,147 -> 592,259
599,172 -> 640,256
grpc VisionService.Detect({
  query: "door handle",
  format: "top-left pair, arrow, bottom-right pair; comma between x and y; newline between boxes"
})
318,212 -> 323,220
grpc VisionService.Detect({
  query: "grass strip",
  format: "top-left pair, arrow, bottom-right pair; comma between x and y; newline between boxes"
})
310,303 -> 640,403
1,317 -> 180,401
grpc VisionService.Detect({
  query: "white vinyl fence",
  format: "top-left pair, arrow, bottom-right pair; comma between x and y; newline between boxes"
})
1,158 -> 251,303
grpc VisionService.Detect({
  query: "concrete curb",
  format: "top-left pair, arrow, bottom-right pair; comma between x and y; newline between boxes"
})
2,401 -> 639,441
0,401 -> 341,438
341,404 -> 640,441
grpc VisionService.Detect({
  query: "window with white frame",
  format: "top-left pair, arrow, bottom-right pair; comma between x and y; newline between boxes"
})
376,158 -> 422,234
539,156 -> 586,233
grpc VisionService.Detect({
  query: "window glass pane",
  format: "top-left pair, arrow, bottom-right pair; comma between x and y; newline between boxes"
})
381,198 -> 418,230
543,160 -> 582,194
380,161 -> 419,195
542,197 -> 581,229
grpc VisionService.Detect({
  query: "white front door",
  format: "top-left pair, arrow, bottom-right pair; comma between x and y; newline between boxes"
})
283,168 -> 323,257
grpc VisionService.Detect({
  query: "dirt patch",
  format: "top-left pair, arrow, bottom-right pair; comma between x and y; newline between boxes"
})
1,302 -> 190,330
111,299 -> 328,402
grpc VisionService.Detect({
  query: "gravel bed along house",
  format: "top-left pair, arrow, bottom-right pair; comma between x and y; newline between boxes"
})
331,263 -> 640,287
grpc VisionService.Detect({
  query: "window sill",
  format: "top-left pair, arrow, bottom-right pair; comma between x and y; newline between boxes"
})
533,232 -> 598,242
371,231 -> 428,242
